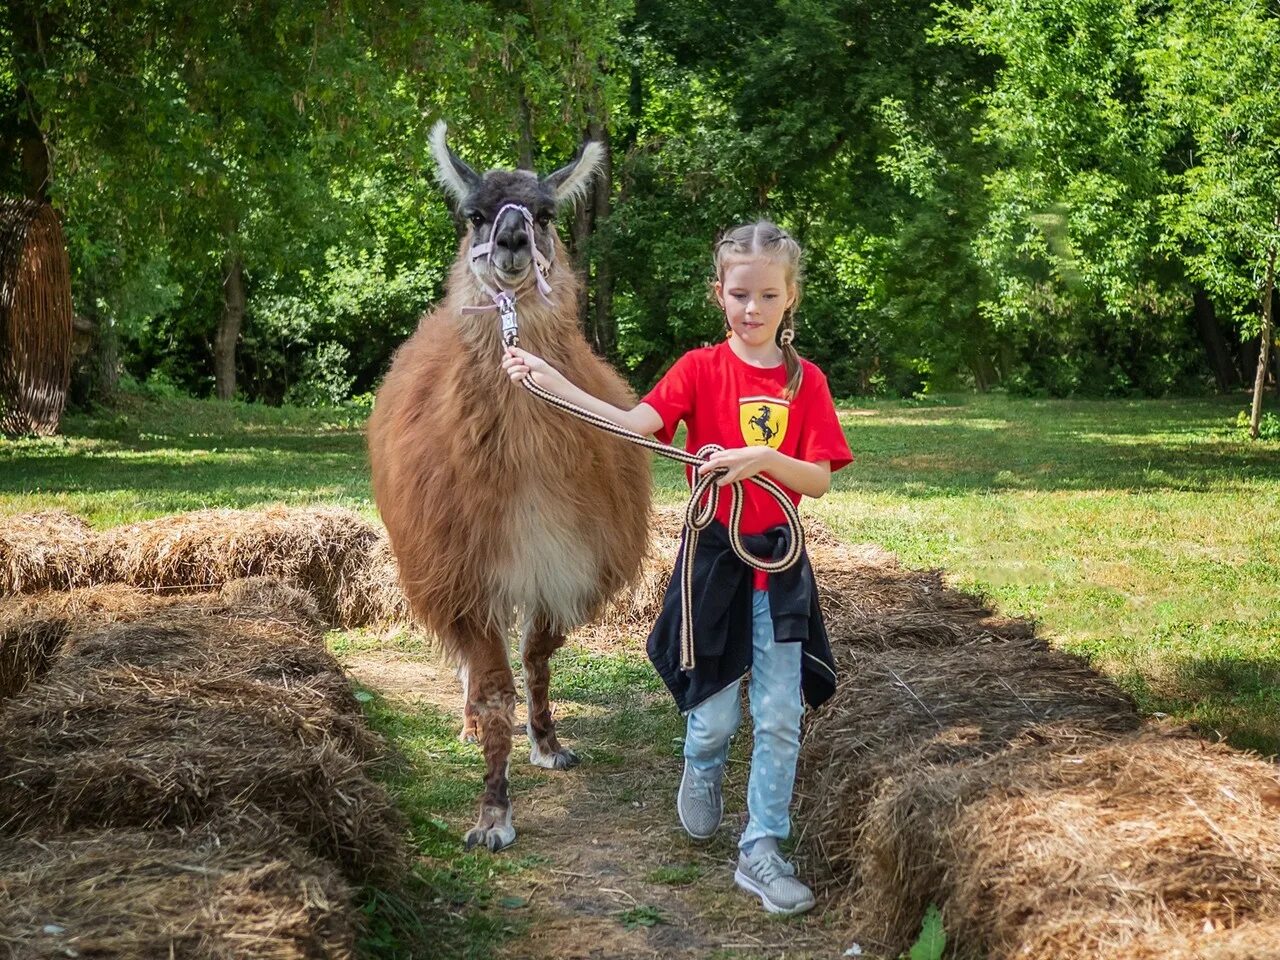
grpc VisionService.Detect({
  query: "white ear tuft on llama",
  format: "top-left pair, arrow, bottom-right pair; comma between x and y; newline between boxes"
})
430,121 -> 480,204
545,141 -> 605,210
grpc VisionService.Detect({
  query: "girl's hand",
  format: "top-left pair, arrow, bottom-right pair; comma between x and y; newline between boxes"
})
502,346 -> 567,392
697,445 -> 776,486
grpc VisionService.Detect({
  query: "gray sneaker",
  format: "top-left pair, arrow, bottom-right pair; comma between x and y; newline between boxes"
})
676,761 -> 723,839
734,839 -> 816,915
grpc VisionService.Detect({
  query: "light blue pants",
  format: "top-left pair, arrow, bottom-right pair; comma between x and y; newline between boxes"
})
683,589 -> 804,851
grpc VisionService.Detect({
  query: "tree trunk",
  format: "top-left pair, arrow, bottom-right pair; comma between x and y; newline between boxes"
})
214,249 -> 245,401
1192,288 -> 1238,391
1248,241 -> 1277,439
516,85 -> 535,171
589,118 -> 614,357
7,11 -> 50,201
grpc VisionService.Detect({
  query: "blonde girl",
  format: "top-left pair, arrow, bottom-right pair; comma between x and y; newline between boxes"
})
502,220 -> 852,914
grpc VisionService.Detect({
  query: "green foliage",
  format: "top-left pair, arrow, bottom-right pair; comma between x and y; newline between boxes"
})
1142,0 -> 1280,332
284,342 -> 356,407
1237,409 -> 1280,442
5,0 -> 1272,401
618,905 -> 666,929
904,904 -> 947,960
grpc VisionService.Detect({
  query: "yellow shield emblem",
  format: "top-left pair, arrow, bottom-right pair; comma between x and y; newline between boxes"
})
739,397 -> 789,449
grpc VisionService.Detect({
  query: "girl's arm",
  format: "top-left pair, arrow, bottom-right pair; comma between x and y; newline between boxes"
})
502,346 -> 665,437
697,447 -> 832,499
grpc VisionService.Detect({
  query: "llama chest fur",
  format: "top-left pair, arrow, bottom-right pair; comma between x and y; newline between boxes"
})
491,483 -> 604,632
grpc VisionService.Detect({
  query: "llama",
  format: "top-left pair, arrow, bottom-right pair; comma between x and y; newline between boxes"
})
367,123 -> 650,851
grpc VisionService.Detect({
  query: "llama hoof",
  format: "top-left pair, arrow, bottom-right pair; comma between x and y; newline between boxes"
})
464,805 -> 516,852
530,742 -> 580,770
459,729 -> 478,745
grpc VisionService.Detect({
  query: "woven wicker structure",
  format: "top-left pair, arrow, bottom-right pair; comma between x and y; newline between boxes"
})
0,198 -> 73,436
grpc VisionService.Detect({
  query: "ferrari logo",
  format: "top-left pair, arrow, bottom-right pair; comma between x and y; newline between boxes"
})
739,397 -> 789,449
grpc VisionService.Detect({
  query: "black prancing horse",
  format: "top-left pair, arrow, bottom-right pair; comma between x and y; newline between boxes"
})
749,405 -> 775,445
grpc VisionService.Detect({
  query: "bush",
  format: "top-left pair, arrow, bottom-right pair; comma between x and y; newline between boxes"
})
285,343 -> 355,408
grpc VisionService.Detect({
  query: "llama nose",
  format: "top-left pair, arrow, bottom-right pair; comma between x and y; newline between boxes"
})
495,228 -> 529,253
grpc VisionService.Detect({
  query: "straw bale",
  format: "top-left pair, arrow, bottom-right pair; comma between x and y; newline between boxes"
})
0,613 -> 66,700
0,579 -> 340,702
4,664 -> 383,763
97,508 -> 382,623
331,535 -> 411,628
852,728 -> 1280,959
0,826 -> 355,959
795,637 -> 1139,890
0,510 -> 98,594
0,724 -> 405,882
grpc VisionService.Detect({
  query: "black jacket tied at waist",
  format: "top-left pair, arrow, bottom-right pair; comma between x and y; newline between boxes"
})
646,520 -> 838,714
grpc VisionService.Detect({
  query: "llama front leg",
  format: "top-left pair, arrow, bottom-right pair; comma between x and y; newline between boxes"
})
456,665 -> 479,743
462,646 -> 518,852
523,617 -> 580,770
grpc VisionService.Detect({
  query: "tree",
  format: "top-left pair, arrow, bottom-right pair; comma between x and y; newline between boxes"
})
1141,0 -> 1280,437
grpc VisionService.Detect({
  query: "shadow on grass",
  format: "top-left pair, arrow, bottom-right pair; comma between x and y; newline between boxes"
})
1117,653 -> 1280,758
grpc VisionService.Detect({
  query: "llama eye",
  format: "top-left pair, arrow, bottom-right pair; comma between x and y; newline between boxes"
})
537,213 -> 552,227
468,212 -> 484,227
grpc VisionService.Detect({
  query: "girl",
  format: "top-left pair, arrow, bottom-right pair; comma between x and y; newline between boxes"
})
502,220 -> 852,915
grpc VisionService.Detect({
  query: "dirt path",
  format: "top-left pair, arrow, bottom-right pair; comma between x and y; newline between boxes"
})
342,647 -> 859,960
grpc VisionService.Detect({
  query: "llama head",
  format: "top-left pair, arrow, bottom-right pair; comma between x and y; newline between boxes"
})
430,121 -> 604,291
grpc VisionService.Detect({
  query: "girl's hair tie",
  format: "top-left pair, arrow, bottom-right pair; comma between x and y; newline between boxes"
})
778,328 -> 795,346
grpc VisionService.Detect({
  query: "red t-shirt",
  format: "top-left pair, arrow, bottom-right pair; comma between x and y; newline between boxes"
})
643,341 -> 854,587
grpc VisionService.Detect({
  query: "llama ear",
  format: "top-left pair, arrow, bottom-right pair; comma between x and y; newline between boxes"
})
543,141 -> 605,209
430,121 -> 481,205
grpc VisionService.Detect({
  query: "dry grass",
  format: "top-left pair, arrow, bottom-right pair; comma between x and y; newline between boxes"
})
98,507 -> 409,627
1,578 -> 335,700
855,729 -> 1280,959
795,637 -> 1140,896
0,825 -> 355,959
0,577 -> 407,883
0,508 -> 410,628
0,510 -> 98,593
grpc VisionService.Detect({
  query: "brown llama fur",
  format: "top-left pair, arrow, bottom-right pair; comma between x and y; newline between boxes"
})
367,129 -> 650,850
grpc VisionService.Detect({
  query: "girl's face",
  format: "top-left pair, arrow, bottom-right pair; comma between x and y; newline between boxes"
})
715,259 -> 796,352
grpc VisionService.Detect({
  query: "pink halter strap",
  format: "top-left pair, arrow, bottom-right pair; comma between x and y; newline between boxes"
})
461,202 -> 554,346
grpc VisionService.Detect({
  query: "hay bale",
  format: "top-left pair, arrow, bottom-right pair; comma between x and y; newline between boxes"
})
854,729 -> 1280,959
0,510 -> 98,594
0,611 -> 67,700
0,722 -> 405,882
331,535 -> 411,629
0,826 -> 355,959
0,579 -> 336,701
0,199 -> 73,438
4,664 -> 383,763
795,637 -> 1140,891
97,508 -> 382,620
0,580 -> 405,881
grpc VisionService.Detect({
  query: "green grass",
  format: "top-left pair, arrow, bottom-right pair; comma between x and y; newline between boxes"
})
5,389 -> 1278,752
0,391 -> 373,526
352,689 -> 536,959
